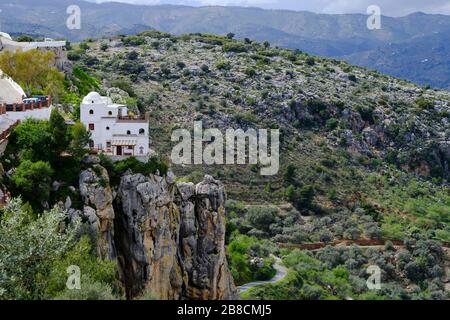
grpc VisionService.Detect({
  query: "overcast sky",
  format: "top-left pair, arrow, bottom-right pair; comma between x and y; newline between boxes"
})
91,0 -> 450,17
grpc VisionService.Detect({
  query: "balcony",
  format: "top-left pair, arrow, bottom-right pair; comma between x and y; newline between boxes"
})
117,112 -> 149,123
0,96 -> 51,114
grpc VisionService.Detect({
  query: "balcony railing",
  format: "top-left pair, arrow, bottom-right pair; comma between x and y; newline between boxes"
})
117,112 -> 149,123
0,96 -> 51,115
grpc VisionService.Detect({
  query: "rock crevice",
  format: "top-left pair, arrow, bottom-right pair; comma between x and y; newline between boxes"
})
79,161 -> 237,300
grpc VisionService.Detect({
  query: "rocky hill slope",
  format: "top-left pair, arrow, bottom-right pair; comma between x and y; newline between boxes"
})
66,30 -> 450,246
60,30 -> 450,299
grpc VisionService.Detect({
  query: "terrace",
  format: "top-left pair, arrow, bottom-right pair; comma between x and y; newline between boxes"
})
0,96 -> 52,115
117,112 -> 150,123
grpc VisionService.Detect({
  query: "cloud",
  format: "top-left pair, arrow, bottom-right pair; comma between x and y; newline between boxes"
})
90,0 -> 450,16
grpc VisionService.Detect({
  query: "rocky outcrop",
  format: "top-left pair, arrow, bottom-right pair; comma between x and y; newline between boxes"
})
79,160 -> 237,300
114,173 -> 237,300
79,159 -> 116,260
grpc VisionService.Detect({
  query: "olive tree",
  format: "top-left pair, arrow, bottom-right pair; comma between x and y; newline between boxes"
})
0,198 -> 78,299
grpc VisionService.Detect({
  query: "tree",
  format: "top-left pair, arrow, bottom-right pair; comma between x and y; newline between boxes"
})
100,42 -> 109,51
298,185 -> 315,208
49,108 -> 69,156
69,122 -> 91,159
226,33 -> 235,39
246,206 -> 277,233
11,160 -> 54,209
286,185 -> 296,202
0,198 -> 78,299
283,164 -> 296,185
7,119 -> 52,162
0,49 -> 64,98
364,222 -> 381,240
16,35 -> 34,42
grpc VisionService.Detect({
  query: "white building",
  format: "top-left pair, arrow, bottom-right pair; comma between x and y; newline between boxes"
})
0,68 -> 26,104
0,32 -> 68,70
80,92 -> 150,157
0,68 -> 53,155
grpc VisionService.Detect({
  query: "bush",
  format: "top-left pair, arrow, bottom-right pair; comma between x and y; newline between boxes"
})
0,199 -> 78,299
46,237 -> 119,298
228,235 -> 275,285
305,57 -> 315,66
114,156 -> 169,177
245,68 -> 256,77
298,185 -> 315,208
246,206 -> 277,233
100,43 -> 109,51
348,74 -> 357,82
223,42 -> 248,53
54,276 -> 118,300
7,119 -> 52,162
122,36 -> 145,46
11,160 -> 54,209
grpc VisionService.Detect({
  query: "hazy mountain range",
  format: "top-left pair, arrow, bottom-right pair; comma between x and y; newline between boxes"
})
1,0 -> 450,89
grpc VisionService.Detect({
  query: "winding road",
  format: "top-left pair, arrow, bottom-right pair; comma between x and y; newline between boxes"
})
238,256 -> 288,293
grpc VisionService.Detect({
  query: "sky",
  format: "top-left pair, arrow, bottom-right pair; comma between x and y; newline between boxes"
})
90,0 -> 450,17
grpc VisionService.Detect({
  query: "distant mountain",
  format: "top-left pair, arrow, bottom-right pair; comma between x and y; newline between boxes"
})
1,0 -> 450,89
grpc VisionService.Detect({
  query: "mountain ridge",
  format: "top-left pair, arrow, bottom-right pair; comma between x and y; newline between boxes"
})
1,0 -> 450,87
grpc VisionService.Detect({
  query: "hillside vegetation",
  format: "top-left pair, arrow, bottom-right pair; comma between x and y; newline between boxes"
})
62,31 -> 450,299
0,28 -> 449,300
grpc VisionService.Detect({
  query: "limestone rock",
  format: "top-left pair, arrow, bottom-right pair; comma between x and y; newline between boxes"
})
79,165 -> 116,260
115,173 -> 238,300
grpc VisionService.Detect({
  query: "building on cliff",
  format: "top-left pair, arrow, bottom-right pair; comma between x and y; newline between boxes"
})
0,32 -> 68,71
80,92 -> 150,157
0,68 -> 53,123
0,68 -> 53,204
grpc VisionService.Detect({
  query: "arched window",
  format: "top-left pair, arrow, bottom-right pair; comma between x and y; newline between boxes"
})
139,128 -> 145,135
89,109 -> 94,115
126,130 -> 131,135
139,146 -> 144,154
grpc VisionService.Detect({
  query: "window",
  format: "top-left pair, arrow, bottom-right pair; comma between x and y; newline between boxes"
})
128,146 -> 133,150
126,130 -> 131,135
106,126 -> 110,131
89,109 -> 94,115
106,141 -> 111,148
139,146 -> 144,154
139,128 -> 145,135
89,140 -> 94,148
89,123 -> 95,131
108,111 -> 113,116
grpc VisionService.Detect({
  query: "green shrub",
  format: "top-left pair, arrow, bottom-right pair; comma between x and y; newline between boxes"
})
223,42 -> 248,53
11,160 -> 54,209
114,156 -> 169,177
0,199 -> 78,300
122,36 -> 145,46
54,276 -> 118,300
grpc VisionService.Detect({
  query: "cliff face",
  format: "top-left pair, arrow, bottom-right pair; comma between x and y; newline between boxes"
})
79,163 -> 116,261
79,159 -> 237,300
